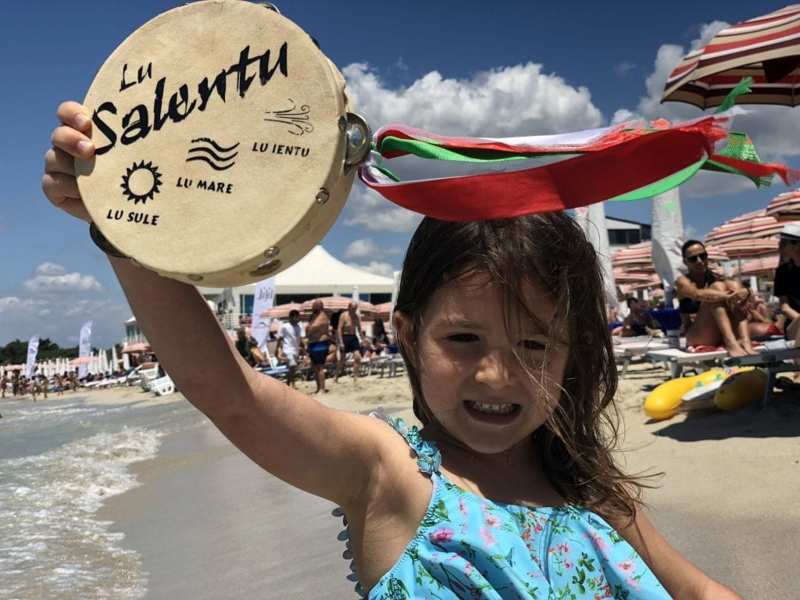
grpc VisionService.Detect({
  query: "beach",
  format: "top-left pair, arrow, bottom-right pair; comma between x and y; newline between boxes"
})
2,368 -> 799,598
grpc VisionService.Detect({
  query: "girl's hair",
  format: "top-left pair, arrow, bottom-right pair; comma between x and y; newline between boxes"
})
393,214 -> 646,523
681,239 -> 705,258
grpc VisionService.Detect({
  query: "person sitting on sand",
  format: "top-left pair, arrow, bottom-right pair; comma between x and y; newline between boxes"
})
335,302 -> 362,383
618,297 -> 662,337
675,239 -> 756,357
306,300 -> 332,394
44,100 -> 744,600
774,223 -> 800,342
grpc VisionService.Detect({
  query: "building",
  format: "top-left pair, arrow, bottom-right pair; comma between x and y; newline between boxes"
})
606,216 -> 651,249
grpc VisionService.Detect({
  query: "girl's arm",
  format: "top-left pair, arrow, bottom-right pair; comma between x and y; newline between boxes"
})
612,509 -> 742,599
43,101 -> 391,514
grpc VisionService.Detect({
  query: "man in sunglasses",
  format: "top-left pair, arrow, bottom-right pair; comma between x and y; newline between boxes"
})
675,240 -> 756,358
774,223 -> 800,342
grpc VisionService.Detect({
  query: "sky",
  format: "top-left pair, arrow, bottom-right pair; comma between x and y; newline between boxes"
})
1,0 -> 797,348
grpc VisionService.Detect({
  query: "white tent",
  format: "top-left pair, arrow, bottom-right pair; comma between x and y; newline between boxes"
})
198,245 -> 395,296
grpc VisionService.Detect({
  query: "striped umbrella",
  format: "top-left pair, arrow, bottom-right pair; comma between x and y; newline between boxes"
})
705,210 -> 783,244
261,302 -> 302,319
715,236 -> 779,259
299,296 -> 376,317
734,254 -> 780,276
766,189 -> 800,221
663,5 -> 800,109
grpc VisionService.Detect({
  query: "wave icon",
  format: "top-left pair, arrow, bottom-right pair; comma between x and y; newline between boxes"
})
186,138 -> 239,171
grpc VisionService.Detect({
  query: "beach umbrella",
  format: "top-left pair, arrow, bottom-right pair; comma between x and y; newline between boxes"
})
716,236 -> 779,259
299,295 -> 375,316
767,189 -> 800,221
735,254 -> 780,276
261,301 -> 301,319
705,210 -> 783,244
663,5 -> 800,109
373,302 -> 393,320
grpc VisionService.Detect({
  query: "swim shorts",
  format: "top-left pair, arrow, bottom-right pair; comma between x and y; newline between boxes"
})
341,334 -> 360,354
308,341 -> 330,366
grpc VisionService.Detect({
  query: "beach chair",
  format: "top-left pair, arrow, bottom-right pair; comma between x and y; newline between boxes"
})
645,347 -> 729,379
613,335 -> 670,376
150,374 -> 176,396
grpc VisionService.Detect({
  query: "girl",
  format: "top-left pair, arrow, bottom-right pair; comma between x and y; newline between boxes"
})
43,102 -> 740,599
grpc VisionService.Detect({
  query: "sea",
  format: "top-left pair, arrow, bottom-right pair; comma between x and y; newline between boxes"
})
0,393 -> 204,599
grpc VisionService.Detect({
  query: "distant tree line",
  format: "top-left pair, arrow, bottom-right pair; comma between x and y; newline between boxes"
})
0,338 -> 79,365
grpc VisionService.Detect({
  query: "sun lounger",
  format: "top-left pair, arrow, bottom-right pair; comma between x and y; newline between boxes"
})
613,336 -> 671,376
150,374 -> 176,396
645,347 -> 729,379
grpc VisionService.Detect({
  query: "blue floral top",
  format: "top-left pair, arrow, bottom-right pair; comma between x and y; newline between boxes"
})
334,414 -> 671,599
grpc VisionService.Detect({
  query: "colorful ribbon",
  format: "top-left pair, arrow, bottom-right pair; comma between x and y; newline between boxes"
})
357,80 -> 797,221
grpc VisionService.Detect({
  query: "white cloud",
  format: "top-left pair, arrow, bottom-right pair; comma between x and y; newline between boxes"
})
348,260 -> 395,277
34,262 -> 67,276
344,62 -> 603,137
344,238 -> 381,259
342,62 -> 605,231
344,184 -> 424,233
614,61 -> 636,78
23,262 -> 103,293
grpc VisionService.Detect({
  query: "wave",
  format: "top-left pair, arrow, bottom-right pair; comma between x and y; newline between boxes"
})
187,145 -> 238,163
0,427 -> 160,598
185,156 -> 236,171
189,137 -> 240,153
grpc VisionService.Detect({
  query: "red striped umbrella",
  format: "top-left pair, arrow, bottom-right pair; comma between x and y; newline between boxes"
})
716,236 -> 779,259
261,302 -> 301,319
299,296 -> 376,317
663,5 -> 800,109
766,189 -> 800,221
734,254 -> 780,276
705,210 -> 783,244
612,242 -> 729,269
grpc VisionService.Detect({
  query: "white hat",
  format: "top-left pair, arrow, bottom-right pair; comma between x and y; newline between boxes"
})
780,222 -> 800,240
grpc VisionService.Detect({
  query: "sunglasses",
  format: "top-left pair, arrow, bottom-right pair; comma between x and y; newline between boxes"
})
686,252 -> 708,263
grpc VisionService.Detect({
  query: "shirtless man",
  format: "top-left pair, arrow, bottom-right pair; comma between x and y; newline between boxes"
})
306,300 -> 332,394
335,302 -> 362,383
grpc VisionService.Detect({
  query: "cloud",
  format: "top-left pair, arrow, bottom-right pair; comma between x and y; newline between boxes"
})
344,62 -> 603,137
347,260 -> 395,277
344,184 -> 424,233
344,238 -> 381,259
342,62 -> 605,231
614,61 -> 636,78
22,262 -> 103,293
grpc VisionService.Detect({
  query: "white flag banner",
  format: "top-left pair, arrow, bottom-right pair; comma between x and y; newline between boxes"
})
575,203 -> 618,309
651,188 -> 685,300
25,335 -> 40,379
251,277 -> 276,352
78,321 -> 93,379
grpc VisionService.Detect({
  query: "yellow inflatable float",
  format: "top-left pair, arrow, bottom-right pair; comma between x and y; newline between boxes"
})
644,368 -> 768,420
713,368 -> 767,411
644,368 -> 728,421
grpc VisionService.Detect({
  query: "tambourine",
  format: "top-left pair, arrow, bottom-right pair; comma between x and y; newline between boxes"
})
76,0 -> 369,287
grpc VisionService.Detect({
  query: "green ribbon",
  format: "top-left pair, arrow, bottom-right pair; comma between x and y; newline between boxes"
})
714,76 -> 754,113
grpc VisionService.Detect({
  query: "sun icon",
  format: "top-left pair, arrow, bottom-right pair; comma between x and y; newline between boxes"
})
120,161 -> 163,204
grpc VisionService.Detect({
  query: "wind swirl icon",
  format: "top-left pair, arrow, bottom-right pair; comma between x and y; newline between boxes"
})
186,138 -> 239,171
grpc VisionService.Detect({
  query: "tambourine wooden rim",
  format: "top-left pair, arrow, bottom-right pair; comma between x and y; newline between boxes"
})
76,0 -> 359,287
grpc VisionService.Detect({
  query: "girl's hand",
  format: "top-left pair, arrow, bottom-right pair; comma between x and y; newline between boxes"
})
42,101 -> 95,223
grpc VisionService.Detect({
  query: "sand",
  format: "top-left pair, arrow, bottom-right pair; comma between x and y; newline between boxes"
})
87,366 -> 800,598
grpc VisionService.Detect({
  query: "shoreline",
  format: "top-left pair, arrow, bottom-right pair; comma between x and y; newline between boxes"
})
54,369 -> 800,597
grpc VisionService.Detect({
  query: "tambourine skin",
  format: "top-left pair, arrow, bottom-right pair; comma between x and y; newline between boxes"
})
76,0 -> 354,287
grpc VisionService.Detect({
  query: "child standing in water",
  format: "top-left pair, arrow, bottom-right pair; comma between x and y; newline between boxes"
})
43,102 -> 741,599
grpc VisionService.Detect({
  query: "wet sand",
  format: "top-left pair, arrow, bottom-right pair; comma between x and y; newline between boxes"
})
96,367 -> 800,598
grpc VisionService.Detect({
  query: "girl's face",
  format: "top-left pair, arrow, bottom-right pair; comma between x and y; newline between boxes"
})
414,271 -> 569,457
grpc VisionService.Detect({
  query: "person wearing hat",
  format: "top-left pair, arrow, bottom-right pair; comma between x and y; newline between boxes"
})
774,223 -> 800,341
